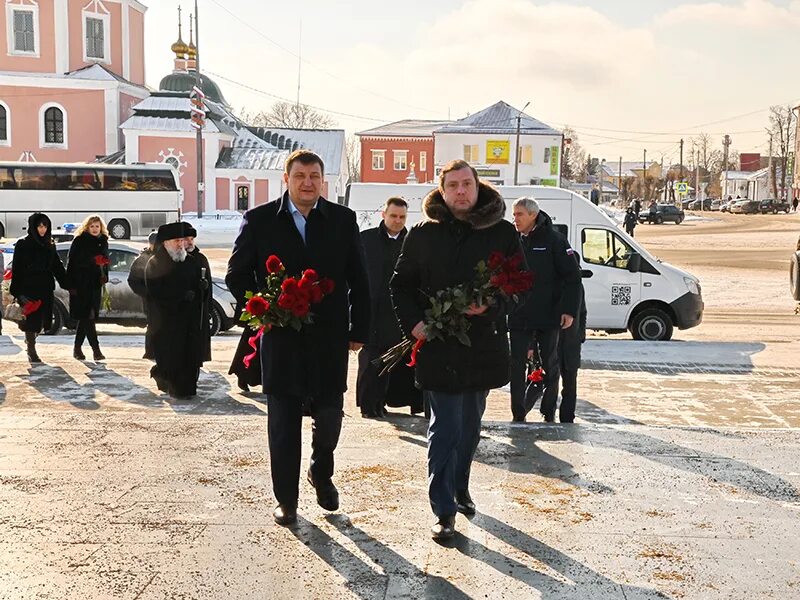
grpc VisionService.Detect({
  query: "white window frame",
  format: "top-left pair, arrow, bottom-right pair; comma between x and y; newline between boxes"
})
6,2 -> 40,57
463,144 -> 479,163
230,179 -> 253,211
39,102 -> 68,149
0,100 -> 11,146
82,4 -> 111,64
393,150 -> 408,171
419,151 -> 427,172
371,149 -> 385,171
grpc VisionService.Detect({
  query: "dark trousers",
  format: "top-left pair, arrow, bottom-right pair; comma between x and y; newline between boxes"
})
356,345 -> 385,416
266,393 -> 343,506
425,390 -> 487,518
74,319 -> 99,350
559,369 -> 577,423
510,328 -> 560,420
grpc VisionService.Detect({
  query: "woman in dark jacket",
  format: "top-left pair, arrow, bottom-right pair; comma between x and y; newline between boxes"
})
66,215 -> 109,360
9,213 -> 68,362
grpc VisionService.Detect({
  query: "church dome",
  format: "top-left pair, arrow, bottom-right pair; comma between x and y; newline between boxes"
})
159,71 -> 228,106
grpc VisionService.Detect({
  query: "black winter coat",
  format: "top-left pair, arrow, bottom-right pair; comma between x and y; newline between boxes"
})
188,246 -> 213,362
391,182 -> 523,393
66,232 -> 109,320
226,192 -> 370,397
361,222 -> 406,348
145,246 -> 205,385
9,213 -> 67,333
508,211 -> 581,331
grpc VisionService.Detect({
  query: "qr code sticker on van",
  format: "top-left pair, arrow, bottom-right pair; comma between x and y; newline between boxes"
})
611,285 -> 631,306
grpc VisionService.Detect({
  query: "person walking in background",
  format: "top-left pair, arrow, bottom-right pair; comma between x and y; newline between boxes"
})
66,215 -> 109,361
357,196 -> 422,418
9,213 -> 68,362
508,198 -> 581,423
226,150 -> 370,526
391,160 -> 523,541
183,224 -> 213,364
792,195 -> 798,212
128,231 -> 158,359
624,206 -> 638,237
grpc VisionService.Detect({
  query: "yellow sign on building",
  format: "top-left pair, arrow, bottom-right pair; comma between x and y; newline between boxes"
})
486,140 -> 510,164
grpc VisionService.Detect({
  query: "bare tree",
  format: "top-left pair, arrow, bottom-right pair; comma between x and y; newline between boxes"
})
238,101 -> 337,129
561,126 -> 586,182
345,134 -> 361,184
768,105 -> 795,199
620,177 -> 636,205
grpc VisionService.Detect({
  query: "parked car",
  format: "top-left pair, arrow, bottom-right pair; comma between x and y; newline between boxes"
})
710,199 -> 723,211
730,199 -> 760,214
688,198 -> 713,211
638,204 -> 685,225
2,242 -> 237,336
759,199 -> 791,214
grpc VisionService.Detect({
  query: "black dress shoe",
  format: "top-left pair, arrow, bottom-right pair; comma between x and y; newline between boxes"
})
512,415 -> 525,423
307,472 -> 339,511
273,503 -> 297,526
431,515 -> 456,540
73,347 -> 86,360
237,378 -> 250,393
542,413 -> 555,423
455,490 -> 476,516
92,349 -> 105,361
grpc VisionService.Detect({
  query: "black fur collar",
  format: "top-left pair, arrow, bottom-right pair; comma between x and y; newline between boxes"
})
422,181 -> 505,230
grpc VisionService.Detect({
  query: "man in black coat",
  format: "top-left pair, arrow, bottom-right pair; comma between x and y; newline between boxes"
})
508,198 -> 581,423
391,160 -> 523,541
146,222 -> 206,398
183,225 -> 213,363
557,252 -> 587,423
226,150 -> 370,526
128,231 -> 157,359
356,197 -> 422,418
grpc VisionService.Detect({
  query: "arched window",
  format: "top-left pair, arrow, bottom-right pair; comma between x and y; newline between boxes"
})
0,104 -> 7,142
44,106 -> 64,144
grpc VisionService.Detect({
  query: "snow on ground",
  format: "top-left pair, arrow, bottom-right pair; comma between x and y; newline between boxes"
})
182,213 -> 244,246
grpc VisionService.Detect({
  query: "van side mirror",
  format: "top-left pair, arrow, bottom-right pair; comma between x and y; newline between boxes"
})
627,252 -> 641,273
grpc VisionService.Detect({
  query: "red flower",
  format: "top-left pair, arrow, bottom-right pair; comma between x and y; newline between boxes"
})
528,368 -> 544,383
277,294 -> 295,310
22,299 -> 42,317
488,251 -> 505,270
506,253 -> 524,270
281,277 -> 299,294
245,296 -> 269,317
2,268 -> 11,281
309,285 -> 323,303
291,301 -> 310,318
301,268 -> 318,283
94,255 -> 110,267
266,255 -> 283,274
319,278 -> 335,295
297,277 -> 314,291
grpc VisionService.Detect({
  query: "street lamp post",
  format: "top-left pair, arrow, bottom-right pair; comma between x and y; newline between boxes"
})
513,101 -> 530,186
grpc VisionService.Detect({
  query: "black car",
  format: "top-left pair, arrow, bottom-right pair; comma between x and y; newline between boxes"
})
638,204 -> 685,225
759,199 -> 791,214
688,198 -> 713,211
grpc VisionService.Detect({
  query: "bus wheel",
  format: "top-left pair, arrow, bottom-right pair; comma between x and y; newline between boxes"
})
108,219 -> 130,239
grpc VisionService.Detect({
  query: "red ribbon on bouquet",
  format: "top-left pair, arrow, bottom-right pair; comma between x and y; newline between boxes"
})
22,299 -> 42,317
407,339 -> 425,367
243,325 -> 266,369
528,368 -> 544,383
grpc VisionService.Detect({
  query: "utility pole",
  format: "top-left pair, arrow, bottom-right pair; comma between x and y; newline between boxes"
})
599,159 -> 605,201
722,134 -> 731,200
513,101 -> 530,186
642,149 -> 647,202
193,0 -> 204,218
679,138 -> 684,184
618,156 -> 622,201
768,132 -> 775,199
696,149 -> 702,211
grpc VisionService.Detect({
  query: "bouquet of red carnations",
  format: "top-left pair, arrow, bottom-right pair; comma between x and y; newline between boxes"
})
239,255 -> 335,367
378,251 -> 533,374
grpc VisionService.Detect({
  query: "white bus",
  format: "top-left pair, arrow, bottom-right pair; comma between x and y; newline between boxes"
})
0,162 -> 182,239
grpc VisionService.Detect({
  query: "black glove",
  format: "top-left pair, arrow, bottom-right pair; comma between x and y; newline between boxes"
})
17,295 -> 30,304
199,278 -> 209,291
183,290 -> 196,302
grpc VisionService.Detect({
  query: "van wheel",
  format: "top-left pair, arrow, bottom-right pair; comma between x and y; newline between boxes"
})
790,252 -> 800,301
44,302 -> 65,335
108,219 -> 130,240
629,307 -> 673,341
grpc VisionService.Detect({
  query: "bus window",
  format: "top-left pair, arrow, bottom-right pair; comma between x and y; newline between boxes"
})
101,170 -> 138,191
0,167 -> 16,189
136,170 -> 177,191
16,167 -> 58,190
60,168 -> 100,190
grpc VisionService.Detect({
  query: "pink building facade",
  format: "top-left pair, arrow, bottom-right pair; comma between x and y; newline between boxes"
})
0,0 -> 149,162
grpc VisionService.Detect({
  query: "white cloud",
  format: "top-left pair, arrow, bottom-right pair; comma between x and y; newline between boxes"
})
657,0 -> 800,29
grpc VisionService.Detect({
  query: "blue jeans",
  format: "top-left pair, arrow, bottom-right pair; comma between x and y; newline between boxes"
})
425,390 -> 488,517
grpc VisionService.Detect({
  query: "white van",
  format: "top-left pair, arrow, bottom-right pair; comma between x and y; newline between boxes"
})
344,182 -> 704,341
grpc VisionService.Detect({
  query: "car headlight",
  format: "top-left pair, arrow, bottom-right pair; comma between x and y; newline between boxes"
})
683,277 -> 699,295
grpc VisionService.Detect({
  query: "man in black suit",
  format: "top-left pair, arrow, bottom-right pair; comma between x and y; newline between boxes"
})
226,150 -> 370,526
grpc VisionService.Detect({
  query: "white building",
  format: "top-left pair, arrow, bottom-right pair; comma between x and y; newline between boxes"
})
433,101 -> 562,186
721,168 -> 782,201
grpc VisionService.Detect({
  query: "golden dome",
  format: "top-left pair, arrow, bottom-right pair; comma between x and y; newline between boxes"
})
171,37 -> 188,57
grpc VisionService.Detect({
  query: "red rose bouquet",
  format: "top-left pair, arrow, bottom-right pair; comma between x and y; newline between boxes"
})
21,299 -> 42,317
239,255 -> 335,367
94,255 -> 110,267
378,251 -> 533,374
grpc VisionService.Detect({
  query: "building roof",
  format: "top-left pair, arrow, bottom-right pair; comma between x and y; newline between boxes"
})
159,71 -> 227,106
247,127 -> 345,174
121,92 -> 236,135
356,119 -> 453,138
601,161 -> 659,178
434,101 -> 560,136
216,147 -> 289,171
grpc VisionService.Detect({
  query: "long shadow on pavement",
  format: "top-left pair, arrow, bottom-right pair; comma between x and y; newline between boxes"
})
291,514 -> 472,599
21,364 -> 100,410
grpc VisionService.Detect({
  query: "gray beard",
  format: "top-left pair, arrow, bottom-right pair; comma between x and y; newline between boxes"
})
166,246 -> 187,262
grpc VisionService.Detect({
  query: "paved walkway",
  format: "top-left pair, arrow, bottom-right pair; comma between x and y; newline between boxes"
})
1,332 -> 799,599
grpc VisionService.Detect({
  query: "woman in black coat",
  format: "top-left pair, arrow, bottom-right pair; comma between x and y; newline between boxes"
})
9,213 -> 68,362
66,215 -> 109,360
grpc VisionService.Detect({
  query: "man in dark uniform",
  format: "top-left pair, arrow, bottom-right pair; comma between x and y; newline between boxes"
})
226,150 -> 370,526
357,197 -> 422,418
128,231 -> 157,359
146,222 -> 206,398
508,197 -> 581,423
183,224 -> 213,364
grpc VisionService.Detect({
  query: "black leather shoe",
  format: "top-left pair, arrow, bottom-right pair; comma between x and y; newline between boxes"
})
455,490 -> 476,516
512,415 -> 525,423
431,515 -> 456,541
307,472 -> 339,511
73,347 -> 85,360
273,503 -> 297,526
542,413 -> 555,423
92,349 -> 105,361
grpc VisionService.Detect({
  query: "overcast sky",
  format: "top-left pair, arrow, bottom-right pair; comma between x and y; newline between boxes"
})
144,0 -> 800,166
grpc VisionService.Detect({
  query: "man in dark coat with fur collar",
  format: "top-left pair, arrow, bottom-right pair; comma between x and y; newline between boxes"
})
226,150 -> 370,527
391,159 -> 524,541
